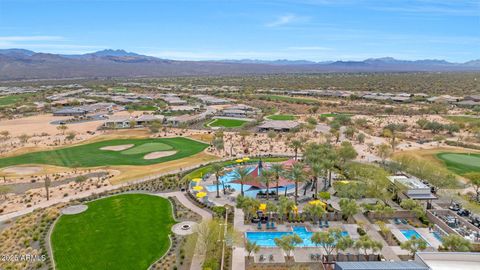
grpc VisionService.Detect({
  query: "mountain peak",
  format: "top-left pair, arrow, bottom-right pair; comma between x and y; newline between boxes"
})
86,49 -> 141,57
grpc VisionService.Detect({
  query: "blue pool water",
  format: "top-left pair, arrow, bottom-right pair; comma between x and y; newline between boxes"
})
246,226 -> 348,247
400,230 -> 429,245
432,231 -> 443,241
205,166 -> 294,197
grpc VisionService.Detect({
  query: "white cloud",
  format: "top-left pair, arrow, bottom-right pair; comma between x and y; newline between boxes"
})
265,14 -> 299,27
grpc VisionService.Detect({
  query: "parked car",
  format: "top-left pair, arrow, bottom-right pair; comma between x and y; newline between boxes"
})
457,209 -> 471,217
449,202 -> 461,211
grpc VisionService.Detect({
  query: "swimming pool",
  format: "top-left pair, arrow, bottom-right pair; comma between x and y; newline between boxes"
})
246,226 -> 348,247
432,231 -> 443,241
400,229 -> 429,245
205,166 -> 294,197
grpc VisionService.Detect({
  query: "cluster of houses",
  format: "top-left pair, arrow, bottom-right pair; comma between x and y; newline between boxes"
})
53,102 -> 124,116
261,89 -> 480,107
193,94 -> 230,105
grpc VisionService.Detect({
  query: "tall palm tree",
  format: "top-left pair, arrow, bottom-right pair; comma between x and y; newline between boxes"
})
310,162 -> 323,198
270,163 -> 284,200
289,139 -> 303,160
236,167 -> 252,196
210,163 -> 224,198
260,170 -> 273,200
287,162 -> 306,205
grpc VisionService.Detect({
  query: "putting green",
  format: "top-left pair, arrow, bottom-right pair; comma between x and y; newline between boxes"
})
51,194 -> 175,270
0,137 -> 208,167
436,152 -> 480,174
120,142 -> 173,155
208,118 -> 247,128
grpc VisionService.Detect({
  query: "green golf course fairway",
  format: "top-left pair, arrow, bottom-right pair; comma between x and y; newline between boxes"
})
0,137 -> 207,167
51,194 -> 175,270
436,152 -> 480,174
267,114 -> 296,120
208,118 -> 247,128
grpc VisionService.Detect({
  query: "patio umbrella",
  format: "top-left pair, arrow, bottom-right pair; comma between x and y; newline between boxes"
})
259,203 -> 267,211
193,186 -> 204,191
242,157 -> 250,161
196,192 -> 207,198
235,159 -> 243,163
309,200 -> 326,208
192,178 -> 202,183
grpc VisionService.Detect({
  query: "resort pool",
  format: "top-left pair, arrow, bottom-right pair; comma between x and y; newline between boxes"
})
246,226 -> 348,247
205,166 -> 294,197
400,229 -> 429,245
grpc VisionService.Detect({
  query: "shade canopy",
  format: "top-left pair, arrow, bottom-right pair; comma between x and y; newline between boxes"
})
193,186 -> 204,191
196,192 -> 207,198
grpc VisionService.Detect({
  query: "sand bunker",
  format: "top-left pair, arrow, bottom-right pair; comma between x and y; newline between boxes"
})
143,151 -> 177,160
62,205 -> 88,215
100,144 -> 134,151
2,166 -> 42,175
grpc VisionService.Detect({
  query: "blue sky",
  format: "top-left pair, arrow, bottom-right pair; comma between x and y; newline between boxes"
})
0,0 -> 479,62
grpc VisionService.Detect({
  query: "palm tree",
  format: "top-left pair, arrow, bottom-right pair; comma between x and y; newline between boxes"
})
270,163 -> 284,200
210,163 -> 224,198
236,167 -> 252,196
287,162 -> 306,205
44,176 -> 51,201
278,196 -> 295,222
310,162 -> 322,198
289,139 -> 303,160
260,170 -> 273,200
245,240 -> 260,259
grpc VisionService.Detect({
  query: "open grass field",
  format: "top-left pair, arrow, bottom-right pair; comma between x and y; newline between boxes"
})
0,137 -> 208,168
436,152 -> 480,174
51,194 -> 175,270
208,118 -> 247,128
0,94 -> 28,107
266,114 -> 296,120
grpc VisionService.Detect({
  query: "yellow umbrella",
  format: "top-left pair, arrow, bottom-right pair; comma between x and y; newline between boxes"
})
193,186 -> 204,191
259,203 -> 267,211
192,178 -> 202,183
236,159 -> 244,163
196,192 -> 207,198
309,200 -> 326,208
243,157 -> 250,161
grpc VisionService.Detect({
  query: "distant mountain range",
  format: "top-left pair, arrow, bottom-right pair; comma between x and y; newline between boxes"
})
0,49 -> 479,80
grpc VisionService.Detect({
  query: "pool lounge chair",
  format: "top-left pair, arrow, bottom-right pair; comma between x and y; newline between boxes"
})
394,218 -> 401,225
270,221 -> 276,230
310,254 -> 316,261
266,222 -> 270,229
257,222 -> 262,230
319,220 -> 323,228
401,219 -> 408,224
269,254 -> 274,262
325,219 -> 330,228
259,254 -> 265,262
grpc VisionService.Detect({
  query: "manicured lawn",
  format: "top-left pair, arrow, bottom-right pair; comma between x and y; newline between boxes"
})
0,137 -> 207,167
121,142 -> 173,155
267,114 -> 296,120
208,118 -> 247,128
126,104 -> 157,111
436,152 -> 480,174
51,194 -> 175,270
0,94 -> 27,107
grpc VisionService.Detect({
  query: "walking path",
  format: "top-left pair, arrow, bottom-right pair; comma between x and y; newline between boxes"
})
155,191 -> 212,270
353,213 -> 400,261
232,208 -> 246,270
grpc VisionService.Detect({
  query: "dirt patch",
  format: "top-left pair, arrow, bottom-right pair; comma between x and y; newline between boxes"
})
2,166 -> 42,175
143,151 -> 177,160
100,144 -> 134,151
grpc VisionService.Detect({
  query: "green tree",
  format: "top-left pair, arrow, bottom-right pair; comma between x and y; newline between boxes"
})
210,163 -> 224,198
337,141 -> 358,164
356,133 -> 365,144
245,240 -> 260,259
400,235 -> 427,258
286,162 -> 307,205
339,198 -> 359,223
354,235 -> 383,255
303,203 -> 325,224
278,196 -> 295,222
260,170 -> 273,200
274,234 -> 303,258
311,231 -> 335,256
289,139 -> 303,160
376,143 -> 392,163
441,234 -> 472,252
236,167 -> 253,196
270,163 -> 284,200
464,172 -> 480,201
44,176 -> 51,201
